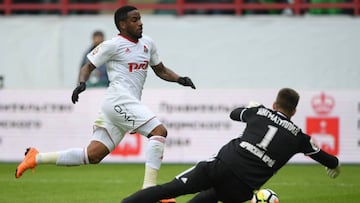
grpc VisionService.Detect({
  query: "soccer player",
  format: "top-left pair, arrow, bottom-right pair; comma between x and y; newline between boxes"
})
15,5 -> 195,203
120,88 -> 340,203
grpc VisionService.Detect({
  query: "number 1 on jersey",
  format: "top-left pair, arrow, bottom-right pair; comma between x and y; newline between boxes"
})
257,125 -> 278,150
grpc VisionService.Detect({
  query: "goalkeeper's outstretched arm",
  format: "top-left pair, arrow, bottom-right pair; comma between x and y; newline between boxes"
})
309,150 -> 340,178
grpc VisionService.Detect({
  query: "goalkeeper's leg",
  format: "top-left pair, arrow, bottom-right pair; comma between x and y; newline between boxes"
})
188,189 -> 218,203
122,179 -> 194,203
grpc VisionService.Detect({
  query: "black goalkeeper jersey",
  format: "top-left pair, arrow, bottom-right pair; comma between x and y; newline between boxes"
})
216,105 -> 321,189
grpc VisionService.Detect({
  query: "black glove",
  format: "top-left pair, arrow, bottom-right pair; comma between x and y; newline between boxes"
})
71,82 -> 86,104
177,77 -> 196,89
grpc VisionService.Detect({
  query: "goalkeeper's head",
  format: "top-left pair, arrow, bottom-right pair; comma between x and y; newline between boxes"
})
273,88 -> 300,119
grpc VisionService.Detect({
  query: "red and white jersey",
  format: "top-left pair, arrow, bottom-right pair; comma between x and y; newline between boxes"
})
87,34 -> 161,100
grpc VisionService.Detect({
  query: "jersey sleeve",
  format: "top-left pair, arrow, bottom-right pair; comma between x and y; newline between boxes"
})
301,132 -> 321,155
229,106 -> 264,122
309,149 -> 339,168
147,37 -> 161,66
229,107 -> 247,122
300,132 -> 339,168
87,40 -> 116,68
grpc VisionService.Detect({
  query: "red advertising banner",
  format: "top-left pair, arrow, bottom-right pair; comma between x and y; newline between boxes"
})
306,92 -> 339,156
111,133 -> 143,157
306,117 -> 339,155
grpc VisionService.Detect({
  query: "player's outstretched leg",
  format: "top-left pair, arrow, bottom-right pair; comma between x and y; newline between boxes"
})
15,147 -> 39,178
15,147 -> 90,179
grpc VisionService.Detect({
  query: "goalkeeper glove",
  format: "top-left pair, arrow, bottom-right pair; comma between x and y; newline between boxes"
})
325,165 -> 340,179
177,77 -> 196,89
247,101 -> 261,108
71,82 -> 86,104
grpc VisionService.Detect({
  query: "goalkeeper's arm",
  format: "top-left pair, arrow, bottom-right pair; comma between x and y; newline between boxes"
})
309,150 -> 340,178
229,102 -> 264,122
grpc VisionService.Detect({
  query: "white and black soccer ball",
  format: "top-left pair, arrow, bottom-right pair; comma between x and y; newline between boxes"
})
250,188 -> 279,203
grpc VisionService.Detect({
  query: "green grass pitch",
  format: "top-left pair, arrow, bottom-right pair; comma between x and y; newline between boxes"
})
1,163 -> 359,203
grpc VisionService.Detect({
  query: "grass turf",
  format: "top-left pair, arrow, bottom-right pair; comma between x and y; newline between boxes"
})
1,163 -> 359,203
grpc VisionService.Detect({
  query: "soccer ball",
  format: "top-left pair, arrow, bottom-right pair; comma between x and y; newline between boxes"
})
250,188 -> 279,203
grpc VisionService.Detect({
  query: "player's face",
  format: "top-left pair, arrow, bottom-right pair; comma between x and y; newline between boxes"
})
124,10 -> 143,40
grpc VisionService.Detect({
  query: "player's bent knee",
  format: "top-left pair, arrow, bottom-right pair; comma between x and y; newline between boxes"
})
88,155 -> 103,164
87,149 -> 108,164
87,140 -> 110,164
149,124 -> 168,137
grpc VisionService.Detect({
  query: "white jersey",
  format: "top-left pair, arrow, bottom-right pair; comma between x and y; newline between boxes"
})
87,34 -> 163,148
87,34 -> 161,100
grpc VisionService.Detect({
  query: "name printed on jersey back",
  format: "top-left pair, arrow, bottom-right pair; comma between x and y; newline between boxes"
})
256,108 -> 300,136
240,141 -> 275,167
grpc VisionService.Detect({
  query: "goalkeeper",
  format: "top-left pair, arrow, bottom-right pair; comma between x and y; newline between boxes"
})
121,88 -> 340,203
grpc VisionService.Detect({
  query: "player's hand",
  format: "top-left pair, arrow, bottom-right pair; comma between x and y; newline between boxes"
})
325,165 -> 340,178
71,82 -> 86,104
247,101 -> 261,108
177,76 -> 196,89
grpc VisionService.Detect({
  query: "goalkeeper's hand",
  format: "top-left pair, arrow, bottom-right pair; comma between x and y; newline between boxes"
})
325,165 -> 340,179
177,77 -> 196,89
71,82 -> 86,104
247,101 -> 261,108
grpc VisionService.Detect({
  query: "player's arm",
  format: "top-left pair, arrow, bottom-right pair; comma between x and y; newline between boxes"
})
79,62 -> 96,83
303,136 -> 341,178
71,62 -> 96,104
309,149 -> 339,168
230,107 -> 246,121
151,62 -> 196,89
309,150 -> 340,178
71,40 -> 112,104
230,103 -> 263,122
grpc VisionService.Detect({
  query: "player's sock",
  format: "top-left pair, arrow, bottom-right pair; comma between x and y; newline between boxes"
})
143,166 -> 158,189
142,135 -> 165,189
36,152 -> 59,164
37,148 -> 89,166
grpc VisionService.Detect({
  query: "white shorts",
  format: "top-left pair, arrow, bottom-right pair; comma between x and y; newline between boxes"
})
91,92 -> 162,151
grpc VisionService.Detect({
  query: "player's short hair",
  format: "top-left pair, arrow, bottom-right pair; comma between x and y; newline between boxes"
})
114,5 -> 137,32
275,88 -> 299,114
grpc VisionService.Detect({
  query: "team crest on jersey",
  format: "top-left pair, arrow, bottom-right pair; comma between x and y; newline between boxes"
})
144,45 -> 148,53
125,48 -> 131,54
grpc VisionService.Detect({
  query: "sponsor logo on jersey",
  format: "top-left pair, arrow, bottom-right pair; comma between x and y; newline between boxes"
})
128,61 -> 149,72
114,104 -> 135,127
